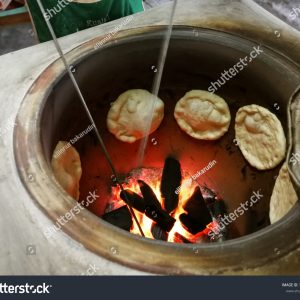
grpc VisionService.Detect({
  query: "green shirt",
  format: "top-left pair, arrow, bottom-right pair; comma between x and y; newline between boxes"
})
27,0 -> 143,42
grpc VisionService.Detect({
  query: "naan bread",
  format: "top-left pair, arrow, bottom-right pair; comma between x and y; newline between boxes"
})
235,104 -> 286,170
51,141 -> 82,200
174,90 -> 231,140
107,89 -> 164,143
269,163 -> 298,224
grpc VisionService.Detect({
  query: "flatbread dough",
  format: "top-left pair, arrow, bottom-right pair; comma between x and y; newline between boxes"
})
51,141 -> 82,200
235,104 -> 286,170
269,163 -> 298,224
107,89 -> 164,143
174,90 -> 231,140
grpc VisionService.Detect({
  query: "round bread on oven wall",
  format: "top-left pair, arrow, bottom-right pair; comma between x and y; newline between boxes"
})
51,141 -> 82,200
235,104 -> 286,170
269,163 -> 298,224
174,90 -> 231,140
107,89 -> 164,143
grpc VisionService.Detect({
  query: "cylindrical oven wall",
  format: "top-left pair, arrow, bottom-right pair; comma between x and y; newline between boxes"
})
40,28 -> 300,237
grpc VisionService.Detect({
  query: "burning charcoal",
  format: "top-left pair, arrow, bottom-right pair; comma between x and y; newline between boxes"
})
151,224 -> 168,241
137,180 -> 161,209
202,185 -> 217,199
210,199 -> 227,219
145,205 -> 175,232
173,232 -> 191,244
138,179 -> 176,232
102,206 -> 133,231
204,195 -> 226,216
207,204 -> 229,243
179,187 -> 212,234
120,189 -> 146,213
160,156 -> 182,213
190,232 -> 210,244
204,195 -> 217,206
208,220 -> 228,243
179,214 -> 199,235
184,187 -> 211,222
202,186 -> 227,219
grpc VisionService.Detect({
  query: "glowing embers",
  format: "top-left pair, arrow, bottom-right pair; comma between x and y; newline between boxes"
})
103,156 -> 227,244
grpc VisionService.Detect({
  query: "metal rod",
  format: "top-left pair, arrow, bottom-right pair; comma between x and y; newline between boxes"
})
137,0 -> 178,167
36,0 -> 145,237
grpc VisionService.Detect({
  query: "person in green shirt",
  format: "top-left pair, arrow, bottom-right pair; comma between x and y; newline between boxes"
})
26,0 -> 144,42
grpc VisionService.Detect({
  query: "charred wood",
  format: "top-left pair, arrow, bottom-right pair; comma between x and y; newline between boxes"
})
102,206 -> 132,231
138,180 -> 161,209
160,156 -> 182,213
120,189 -> 146,213
145,205 -> 175,232
121,180 -> 176,232
173,232 -> 191,244
179,186 -> 212,234
210,199 -> 227,219
151,223 -> 168,241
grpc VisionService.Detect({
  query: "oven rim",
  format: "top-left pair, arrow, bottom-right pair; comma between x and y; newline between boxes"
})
13,26 -> 300,275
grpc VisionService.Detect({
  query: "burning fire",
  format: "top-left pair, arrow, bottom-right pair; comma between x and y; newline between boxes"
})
109,168 -> 214,243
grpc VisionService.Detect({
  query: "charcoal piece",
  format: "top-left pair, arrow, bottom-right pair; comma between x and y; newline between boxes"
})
179,187 -> 212,234
151,223 -> 168,241
202,185 -> 217,199
138,179 -> 176,232
204,195 -> 218,215
210,233 -> 227,243
184,187 -> 211,222
204,195 -> 217,206
138,180 -> 161,209
208,217 -> 229,242
102,206 -> 132,231
173,232 -> 191,244
160,156 -> 182,213
120,189 -> 146,213
179,214 -> 201,235
202,187 -> 226,219
210,199 -> 227,219
145,205 -> 176,232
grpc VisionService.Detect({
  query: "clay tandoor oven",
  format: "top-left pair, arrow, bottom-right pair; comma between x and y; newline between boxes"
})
14,27 -> 300,274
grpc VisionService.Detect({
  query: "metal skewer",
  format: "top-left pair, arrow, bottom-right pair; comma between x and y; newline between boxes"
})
137,0 -> 178,166
36,0 -> 145,237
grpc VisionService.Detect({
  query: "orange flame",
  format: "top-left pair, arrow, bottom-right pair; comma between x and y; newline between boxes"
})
109,169 -> 208,243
